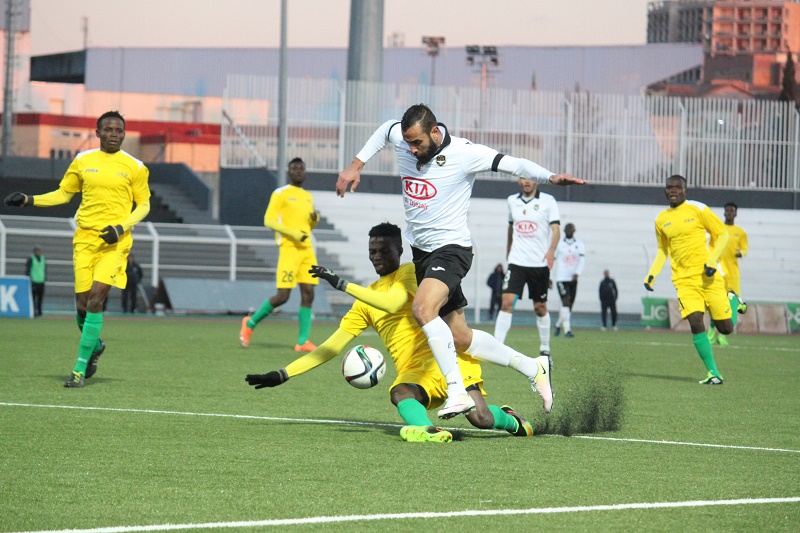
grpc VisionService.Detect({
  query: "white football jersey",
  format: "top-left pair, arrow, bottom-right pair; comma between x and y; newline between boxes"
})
554,237 -> 586,281
356,120 -> 553,252
506,191 -> 560,267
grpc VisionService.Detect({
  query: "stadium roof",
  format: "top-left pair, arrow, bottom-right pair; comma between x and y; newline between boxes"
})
64,43 -> 702,97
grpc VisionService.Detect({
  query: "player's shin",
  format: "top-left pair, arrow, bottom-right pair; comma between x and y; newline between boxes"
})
692,332 -> 721,377
397,398 -> 435,426
466,329 -> 538,378
493,310 -> 512,343
488,405 -> 519,432
297,306 -> 312,344
422,318 -> 465,393
537,313 -> 551,352
73,312 -> 103,375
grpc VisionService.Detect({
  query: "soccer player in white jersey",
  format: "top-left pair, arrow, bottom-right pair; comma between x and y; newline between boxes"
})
493,178 -> 560,357
554,223 -> 586,338
337,103 -> 585,419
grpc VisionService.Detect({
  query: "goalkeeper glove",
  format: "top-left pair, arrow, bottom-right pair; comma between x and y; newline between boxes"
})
99,225 -> 124,244
246,368 -> 289,389
4,192 -> 30,207
309,265 -> 348,291
704,265 -> 716,277
643,275 -> 654,292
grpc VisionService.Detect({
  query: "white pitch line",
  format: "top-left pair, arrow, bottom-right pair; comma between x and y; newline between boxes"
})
2,402 -> 799,454
594,339 -> 800,352
11,497 -> 800,533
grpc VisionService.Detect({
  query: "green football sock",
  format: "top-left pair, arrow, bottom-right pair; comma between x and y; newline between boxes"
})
729,298 -> 739,326
489,405 -> 519,432
692,332 -> 721,377
76,311 -> 104,352
248,300 -> 274,329
397,398 -> 435,426
297,306 -> 313,344
73,312 -> 103,375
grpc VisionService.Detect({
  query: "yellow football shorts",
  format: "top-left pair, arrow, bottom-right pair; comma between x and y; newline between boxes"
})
393,352 -> 486,410
73,227 -> 131,292
275,244 -> 319,289
723,274 -> 740,295
675,273 -> 731,321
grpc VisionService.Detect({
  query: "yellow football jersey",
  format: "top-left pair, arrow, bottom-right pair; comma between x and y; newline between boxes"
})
264,184 -> 316,248
339,263 -> 438,375
58,148 -> 150,231
654,200 -> 728,283
711,224 -> 748,280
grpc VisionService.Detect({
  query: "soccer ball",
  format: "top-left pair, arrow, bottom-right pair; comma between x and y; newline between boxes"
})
342,345 -> 386,389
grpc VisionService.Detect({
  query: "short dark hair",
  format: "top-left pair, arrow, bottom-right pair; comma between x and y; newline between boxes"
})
401,104 -> 438,133
289,157 -> 305,167
667,174 -> 687,186
369,222 -> 402,249
97,111 -> 125,130
724,202 -> 738,210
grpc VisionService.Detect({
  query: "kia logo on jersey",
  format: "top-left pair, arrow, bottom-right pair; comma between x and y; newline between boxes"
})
516,220 -> 538,236
402,177 -> 437,200
564,255 -> 578,265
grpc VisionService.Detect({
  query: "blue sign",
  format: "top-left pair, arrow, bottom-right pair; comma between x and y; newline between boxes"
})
0,276 -> 33,318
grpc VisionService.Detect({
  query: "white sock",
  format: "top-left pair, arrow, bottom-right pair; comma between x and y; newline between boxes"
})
421,317 -> 466,395
561,307 -> 572,333
466,329 -> 537,379
493,310 -> 513,344
537,313 -> 551,352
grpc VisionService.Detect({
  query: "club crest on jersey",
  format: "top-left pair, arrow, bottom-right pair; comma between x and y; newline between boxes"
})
516,220 -> 538,236
402,177 -> 437,200
435,155 -> 446,166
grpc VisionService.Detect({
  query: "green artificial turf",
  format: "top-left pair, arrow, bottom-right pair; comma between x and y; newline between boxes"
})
1,316 -> 798,532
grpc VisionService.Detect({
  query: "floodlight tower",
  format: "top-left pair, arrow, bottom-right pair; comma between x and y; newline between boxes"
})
422,36 -> 445,85
465,45 -> 499,141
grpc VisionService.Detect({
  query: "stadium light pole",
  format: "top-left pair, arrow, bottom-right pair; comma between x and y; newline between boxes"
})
277,0 -> 288,185
2,0 -> 18,161
465,45 -> 499,143
422,36 -> 445,86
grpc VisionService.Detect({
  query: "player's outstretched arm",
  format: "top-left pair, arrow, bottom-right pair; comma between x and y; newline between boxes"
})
245,329 -> 355,389
549,173 -> 587,186
336,158 -> 365,197
310,265 -> 408,313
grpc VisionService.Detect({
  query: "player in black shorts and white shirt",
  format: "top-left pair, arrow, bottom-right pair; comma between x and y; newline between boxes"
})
554,223 -> 586,338
493,179 -> 560,358
337,104 -> 586,419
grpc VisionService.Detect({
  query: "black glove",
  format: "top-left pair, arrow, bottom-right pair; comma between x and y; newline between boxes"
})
246,368 -> 289,389
704,265 -> 716,277
99,224 -> 124,244
644,275 -> 654,292
309,265 -> 348,291
4,192 -> 29,207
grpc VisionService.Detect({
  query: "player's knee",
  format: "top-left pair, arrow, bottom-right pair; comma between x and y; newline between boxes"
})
390,384 -> 418,406
411,300 -> 438,325
716,320 -> 734,335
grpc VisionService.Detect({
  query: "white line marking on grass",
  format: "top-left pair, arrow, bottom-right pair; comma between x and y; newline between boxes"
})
3,402 -> 799,454
599,340 -> 800,353
11,497 -> 800,533
568,435 -> 800,454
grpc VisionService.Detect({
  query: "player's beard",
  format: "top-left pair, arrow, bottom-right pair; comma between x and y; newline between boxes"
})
414,137 -> 438,167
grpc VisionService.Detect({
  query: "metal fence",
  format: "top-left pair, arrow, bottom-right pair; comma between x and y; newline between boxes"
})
221,75 -> 800,192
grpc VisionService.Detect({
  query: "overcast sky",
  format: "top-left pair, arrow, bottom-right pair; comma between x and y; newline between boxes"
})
29,0 -> 649,55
